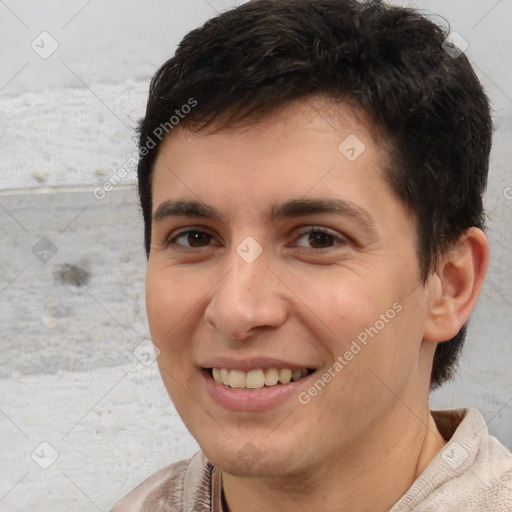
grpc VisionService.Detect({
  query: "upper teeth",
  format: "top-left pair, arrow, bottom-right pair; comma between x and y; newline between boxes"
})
212,368 -> 309,389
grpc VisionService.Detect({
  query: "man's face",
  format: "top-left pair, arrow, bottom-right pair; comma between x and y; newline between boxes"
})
146,98 -> 435,478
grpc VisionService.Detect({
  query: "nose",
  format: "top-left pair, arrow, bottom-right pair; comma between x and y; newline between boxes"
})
204,248 -> 288,340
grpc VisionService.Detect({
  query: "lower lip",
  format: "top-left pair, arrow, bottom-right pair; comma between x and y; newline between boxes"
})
201,370 -> 314,412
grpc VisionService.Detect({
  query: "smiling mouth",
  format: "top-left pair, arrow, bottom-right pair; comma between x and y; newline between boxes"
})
206,367 -> 314,390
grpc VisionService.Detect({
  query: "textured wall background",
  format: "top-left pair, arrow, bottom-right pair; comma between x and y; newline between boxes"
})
1,1 -> 511,510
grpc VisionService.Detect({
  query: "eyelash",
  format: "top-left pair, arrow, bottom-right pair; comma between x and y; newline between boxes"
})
166,226 -> 348,252
292,227 -> 348,251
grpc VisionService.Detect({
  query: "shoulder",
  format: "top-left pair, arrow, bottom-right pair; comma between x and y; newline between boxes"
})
110,451 -> 213,512
454,408 -> 512,510
392,408 -> 512,511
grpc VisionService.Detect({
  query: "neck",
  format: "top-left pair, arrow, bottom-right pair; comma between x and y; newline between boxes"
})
221,406 -> 446,512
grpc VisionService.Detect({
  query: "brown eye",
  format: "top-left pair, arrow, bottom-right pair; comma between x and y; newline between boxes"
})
295,227 -> 342,250
171,230 -> 213,247
187,231 -> 212,247
308,231 -> 335,249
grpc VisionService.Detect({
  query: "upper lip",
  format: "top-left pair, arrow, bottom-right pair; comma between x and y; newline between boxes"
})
198,357 -> 317,372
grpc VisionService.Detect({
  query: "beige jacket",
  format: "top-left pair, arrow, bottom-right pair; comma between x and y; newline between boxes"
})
111,408 -> 512,511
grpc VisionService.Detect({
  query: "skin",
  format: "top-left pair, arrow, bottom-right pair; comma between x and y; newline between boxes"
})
145,96 -> 488,512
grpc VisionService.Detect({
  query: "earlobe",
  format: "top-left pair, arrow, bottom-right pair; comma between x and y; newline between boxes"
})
423,228 -> 489,343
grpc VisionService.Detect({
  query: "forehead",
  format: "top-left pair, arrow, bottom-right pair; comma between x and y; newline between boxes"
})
151,96 -> 391,198
148,96 -> 413,236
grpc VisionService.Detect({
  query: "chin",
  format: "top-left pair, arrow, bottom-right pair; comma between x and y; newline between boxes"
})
197,432 -> 309,478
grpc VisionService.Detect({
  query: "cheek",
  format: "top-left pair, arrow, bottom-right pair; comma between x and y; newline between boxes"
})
145,274 -> 170,340
145,265 -> 200,350
289,267 -> 384,348
292,266 -> 418,395
146,269 -> 202,408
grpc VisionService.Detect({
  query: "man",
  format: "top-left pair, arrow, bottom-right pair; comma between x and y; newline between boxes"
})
112,0 -> 512,510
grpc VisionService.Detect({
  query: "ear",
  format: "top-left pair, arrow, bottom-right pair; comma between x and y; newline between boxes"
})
423,228 -> 489,342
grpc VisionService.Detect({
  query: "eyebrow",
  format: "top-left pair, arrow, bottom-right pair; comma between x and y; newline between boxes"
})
153,200 -> 225,223
270,198 -> 375,228
152,197 -> 376,231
